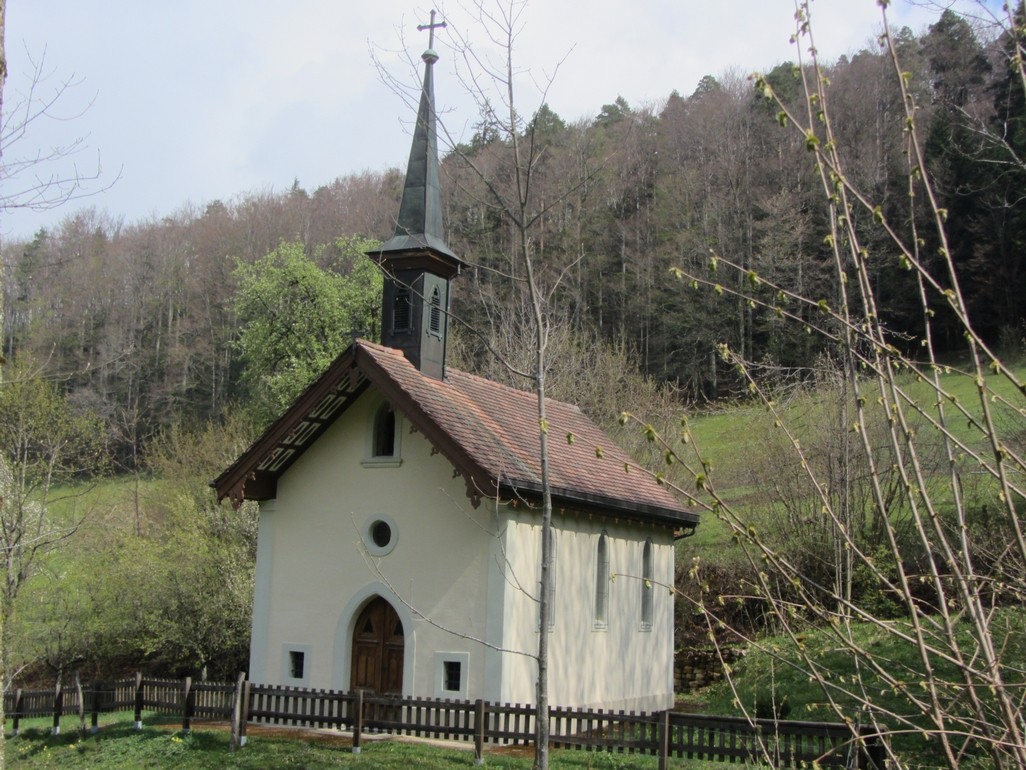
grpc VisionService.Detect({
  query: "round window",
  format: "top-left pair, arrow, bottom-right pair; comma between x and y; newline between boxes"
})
371,520 -> 392,548
364,515 -> 398,556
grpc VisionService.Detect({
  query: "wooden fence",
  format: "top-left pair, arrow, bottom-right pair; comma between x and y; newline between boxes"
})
5,673 -> 239,738
4,675 -> 886,768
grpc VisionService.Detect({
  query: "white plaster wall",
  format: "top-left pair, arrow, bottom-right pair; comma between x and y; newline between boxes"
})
497,511 -> 676,711
248,388 -> 676,710
250,390 -> 501,699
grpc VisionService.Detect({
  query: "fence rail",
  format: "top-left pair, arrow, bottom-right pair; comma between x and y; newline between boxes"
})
3,674 -> 885,768
247,683 -> 353,729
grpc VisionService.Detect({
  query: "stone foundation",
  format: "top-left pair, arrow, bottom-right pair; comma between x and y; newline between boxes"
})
674,646 -> 747,691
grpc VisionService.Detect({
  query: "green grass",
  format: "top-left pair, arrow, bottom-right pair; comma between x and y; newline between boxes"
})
893,361 -> 1026,449
46,474 -> 162,528
664,358 -> 1026,764
19,605 -> 1020,768
671,359 -> 1026,558
692,610 -> 1026,765
687,361 -> 1026,480
2,714 -> 729,769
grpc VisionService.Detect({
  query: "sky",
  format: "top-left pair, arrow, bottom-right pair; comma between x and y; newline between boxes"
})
1,0 -> 1002,242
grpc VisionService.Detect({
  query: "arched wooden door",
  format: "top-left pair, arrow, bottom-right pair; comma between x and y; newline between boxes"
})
350,597 -> 404,694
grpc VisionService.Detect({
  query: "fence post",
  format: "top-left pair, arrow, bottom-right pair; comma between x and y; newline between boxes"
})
134,672 -> 144,729
658,709 -> 670,770
90,680 -> 102,733
230,672 -> 246,751
11,688 -> 22,736
52,680 -> 63,736
860,724 -> 886,770
240,680 -> 251,746
182,676 -> 193,734
474,698 -> 485,765
352,689 -> 364,754
75,671 -> 86,737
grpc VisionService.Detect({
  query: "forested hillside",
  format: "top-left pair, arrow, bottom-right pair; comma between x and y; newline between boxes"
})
2,10 -> 1022,464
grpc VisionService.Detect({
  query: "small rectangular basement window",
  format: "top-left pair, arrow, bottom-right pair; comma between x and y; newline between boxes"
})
282,644 -> 312,686
434,652 -> 469,698
443,661 -> 461,693
289,650 -> 305,680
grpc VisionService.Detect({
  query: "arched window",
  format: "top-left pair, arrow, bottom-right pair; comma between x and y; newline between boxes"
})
641,538 -> 654,630
428,285 -> 442,337
594,531 -> 609,628
372,404 -> 396,458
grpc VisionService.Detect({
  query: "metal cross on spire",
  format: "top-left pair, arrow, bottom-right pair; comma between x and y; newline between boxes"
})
417,9 -> 446,50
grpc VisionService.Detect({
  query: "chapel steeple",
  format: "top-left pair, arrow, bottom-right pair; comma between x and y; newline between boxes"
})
371,11 -> 463,381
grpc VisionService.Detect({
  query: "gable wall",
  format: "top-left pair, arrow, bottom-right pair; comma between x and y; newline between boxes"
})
249,389 -> 501,698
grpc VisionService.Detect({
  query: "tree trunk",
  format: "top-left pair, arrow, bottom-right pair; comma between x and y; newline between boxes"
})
2,0 -> 10,760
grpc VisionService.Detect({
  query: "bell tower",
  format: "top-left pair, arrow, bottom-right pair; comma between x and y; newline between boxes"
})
370,11 -> 463,380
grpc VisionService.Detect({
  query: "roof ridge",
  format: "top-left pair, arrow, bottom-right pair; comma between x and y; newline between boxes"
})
359,339 -> 582,416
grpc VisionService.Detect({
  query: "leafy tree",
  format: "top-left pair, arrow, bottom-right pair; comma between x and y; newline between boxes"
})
595,95 -> 632,128
690,74 -> 721,101
234,238 -> 382,424
0,355 -> 106,681
13,409 -> 258,681
102,503 -> 255,678
8,6 -> 1025,443
964,1 -> 1026,345
922,9 -> 990,108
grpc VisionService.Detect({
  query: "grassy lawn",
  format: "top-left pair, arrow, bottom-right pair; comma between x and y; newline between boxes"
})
682,358 -> 1026,481
3,714 -> 727,769
672,359 -> 1026,558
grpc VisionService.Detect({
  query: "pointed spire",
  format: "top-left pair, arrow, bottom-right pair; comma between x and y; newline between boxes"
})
376,11 -> 461,266
372,11 -> 462,381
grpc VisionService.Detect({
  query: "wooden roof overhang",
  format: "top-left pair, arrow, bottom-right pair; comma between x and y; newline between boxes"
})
212,347 -> 369,507
369,244 -> 463,279
493,480 -> 700,532
357,353 -> 697,530
211,342 -> 492,509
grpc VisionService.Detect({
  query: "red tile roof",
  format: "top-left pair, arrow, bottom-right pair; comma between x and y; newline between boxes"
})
214,340 -> 697,529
